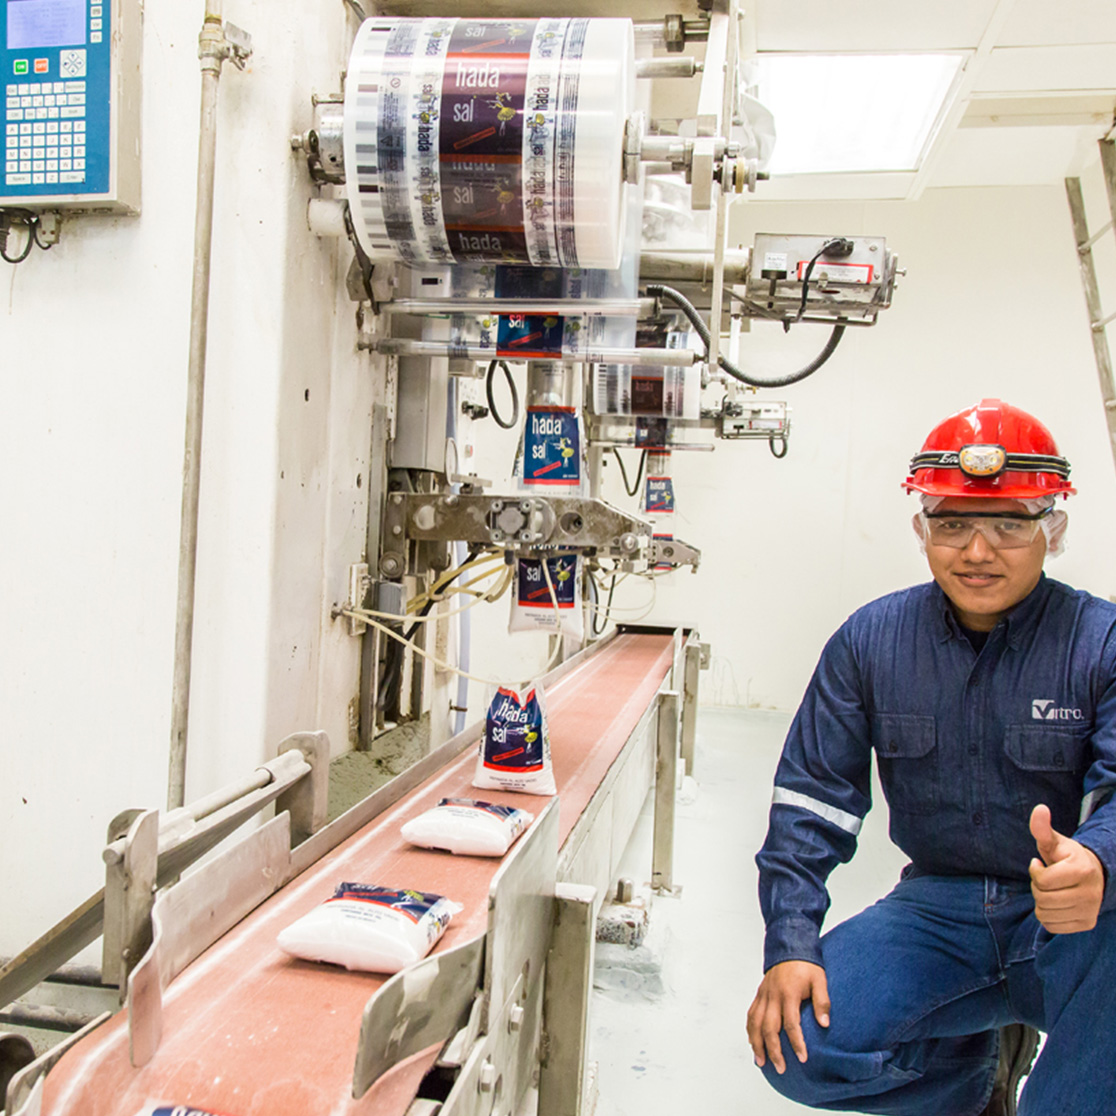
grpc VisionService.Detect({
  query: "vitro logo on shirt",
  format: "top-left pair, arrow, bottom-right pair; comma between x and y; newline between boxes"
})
1031,699 -> 1084,721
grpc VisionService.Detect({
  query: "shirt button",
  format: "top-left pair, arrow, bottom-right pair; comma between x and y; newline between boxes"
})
1054,753 -> 1065,768
972,811 -> 983,825
968,745 -> 978,756
888,741 -> 898,753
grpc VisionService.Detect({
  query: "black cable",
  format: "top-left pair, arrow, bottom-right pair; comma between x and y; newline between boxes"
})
0,210 -> 36,265
794,237 -> 854,325
769,434 -> 788,459
646,282 -> 845,389
486,360 -> 519,429
611,447 -> 646,497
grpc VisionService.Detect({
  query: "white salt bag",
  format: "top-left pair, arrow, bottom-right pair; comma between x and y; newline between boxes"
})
401,797 -> 533,857
473,684 -> 557,796
277,883 -> 461,974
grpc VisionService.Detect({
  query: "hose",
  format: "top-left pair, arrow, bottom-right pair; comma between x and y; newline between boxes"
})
611,448 -> 647,497
645,282 -> 845,389
486,360 -> 520,429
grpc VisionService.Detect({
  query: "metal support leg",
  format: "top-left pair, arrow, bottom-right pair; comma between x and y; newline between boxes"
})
680,642 -> 701,777
101,809 -> 159,999
653,691 -> 680,895
539,882 -> 597,1116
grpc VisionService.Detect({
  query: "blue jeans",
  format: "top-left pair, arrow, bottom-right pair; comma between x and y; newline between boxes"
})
760,873 -> 1116,1115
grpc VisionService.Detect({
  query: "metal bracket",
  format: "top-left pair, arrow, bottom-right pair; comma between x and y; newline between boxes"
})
275,730 -> 332,844
681,640 -> 702,777
380,492 -> 650,577
649,535 -> 701,571
101,808 -> 158,998
126,812 -> 293,1067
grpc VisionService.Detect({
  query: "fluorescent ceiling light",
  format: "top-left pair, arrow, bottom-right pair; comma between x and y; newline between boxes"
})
753,53 -> 964,175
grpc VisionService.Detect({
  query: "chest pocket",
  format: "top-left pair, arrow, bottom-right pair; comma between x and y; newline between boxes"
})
872,713 -> 939,816
1003,725 -> 1091,820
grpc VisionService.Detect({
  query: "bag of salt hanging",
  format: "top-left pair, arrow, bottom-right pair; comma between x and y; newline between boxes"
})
276,883 -> 461,974
401,797 -> 533,857
473,684 -> 557,796
509,554 -> 583,640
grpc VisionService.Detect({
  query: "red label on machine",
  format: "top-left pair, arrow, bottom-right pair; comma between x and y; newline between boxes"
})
796,260 -> 874,284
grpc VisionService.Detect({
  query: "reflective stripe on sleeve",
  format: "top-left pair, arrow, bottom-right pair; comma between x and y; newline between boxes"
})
1080,787 -> 1114,825
772,787 -> 864,836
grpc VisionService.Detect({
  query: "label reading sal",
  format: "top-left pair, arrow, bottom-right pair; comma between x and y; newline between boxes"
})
439,19 -> 535,262
644,475 -> 674,514
522,406 -> 580,486
517,556 -> 577,608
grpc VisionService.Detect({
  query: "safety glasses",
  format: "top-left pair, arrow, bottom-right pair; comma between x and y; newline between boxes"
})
920,508 -> 1050,550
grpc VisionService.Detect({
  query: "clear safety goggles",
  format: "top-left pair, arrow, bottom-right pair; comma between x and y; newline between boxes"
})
919,508 -> 1052,550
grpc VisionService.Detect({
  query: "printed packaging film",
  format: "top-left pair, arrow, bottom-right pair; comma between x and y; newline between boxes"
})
342,16 -> 634,268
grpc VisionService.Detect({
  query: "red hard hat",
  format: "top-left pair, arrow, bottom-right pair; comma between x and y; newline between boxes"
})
903,398 -> 1075,499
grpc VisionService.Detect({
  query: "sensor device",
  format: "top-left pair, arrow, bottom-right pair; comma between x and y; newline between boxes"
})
2,0 -> 140,211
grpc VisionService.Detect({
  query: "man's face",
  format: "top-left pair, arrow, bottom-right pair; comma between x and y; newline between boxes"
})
920,497 -> 1047,631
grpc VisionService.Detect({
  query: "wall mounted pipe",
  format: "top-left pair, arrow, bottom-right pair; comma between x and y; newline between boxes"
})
168,3 -> 246,810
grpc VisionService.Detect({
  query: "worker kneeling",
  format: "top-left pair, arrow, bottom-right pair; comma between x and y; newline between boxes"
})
748,399 -> 1116,1116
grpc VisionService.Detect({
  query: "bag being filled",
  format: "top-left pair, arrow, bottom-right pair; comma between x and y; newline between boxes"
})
276,883 -> 461,974
401,798 -> 533,857
473,684 -> 557,796
509,554 -> 583,640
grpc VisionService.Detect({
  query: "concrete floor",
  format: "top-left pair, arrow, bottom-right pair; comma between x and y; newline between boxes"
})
589,706 -> 909,1116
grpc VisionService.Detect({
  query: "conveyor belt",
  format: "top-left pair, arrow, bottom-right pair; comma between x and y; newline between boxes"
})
40,632 -> 675,1116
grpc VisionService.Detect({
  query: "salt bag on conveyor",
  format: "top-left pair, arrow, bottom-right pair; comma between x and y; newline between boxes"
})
276,883 -> 461,974
473,684 -> 557,796
401,797 -> 534,856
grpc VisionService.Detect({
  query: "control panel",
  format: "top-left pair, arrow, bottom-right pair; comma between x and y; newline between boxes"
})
2,0 -> 140,212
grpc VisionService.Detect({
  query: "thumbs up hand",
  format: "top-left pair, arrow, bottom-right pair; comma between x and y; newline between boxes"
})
1029,804 -> 1106,933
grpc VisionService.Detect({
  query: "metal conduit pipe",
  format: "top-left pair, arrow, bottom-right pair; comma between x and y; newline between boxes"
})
168,2 -> 237,810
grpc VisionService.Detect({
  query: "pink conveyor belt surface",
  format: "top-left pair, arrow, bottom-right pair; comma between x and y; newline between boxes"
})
41,632 -> 675,1116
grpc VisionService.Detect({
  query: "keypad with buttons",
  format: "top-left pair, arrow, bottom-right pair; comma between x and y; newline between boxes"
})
4,0 -> 103,191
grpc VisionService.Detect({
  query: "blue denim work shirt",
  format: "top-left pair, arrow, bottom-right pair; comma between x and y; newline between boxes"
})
757,573 -> 1116,972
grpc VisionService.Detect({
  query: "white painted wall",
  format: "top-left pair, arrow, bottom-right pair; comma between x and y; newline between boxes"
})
592,171 -> 1116,713
0,1 -> 373,956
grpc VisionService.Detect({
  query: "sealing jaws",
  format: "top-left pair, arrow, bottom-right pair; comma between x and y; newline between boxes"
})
379,492 -> 651,573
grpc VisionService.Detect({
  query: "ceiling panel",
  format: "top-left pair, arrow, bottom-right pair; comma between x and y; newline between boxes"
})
927,125 -> 1102,188
998,0 -> 1116,48
752,0 -> 997,53
975,44 -> 1116,93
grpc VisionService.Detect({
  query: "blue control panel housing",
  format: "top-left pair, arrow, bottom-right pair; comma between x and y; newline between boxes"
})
3,0 -> 138,209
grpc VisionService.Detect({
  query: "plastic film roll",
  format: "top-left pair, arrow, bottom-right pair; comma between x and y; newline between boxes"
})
343,16 -> 634,269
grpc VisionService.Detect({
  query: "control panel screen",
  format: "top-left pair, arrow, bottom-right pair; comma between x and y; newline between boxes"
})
7,0 -> 86,51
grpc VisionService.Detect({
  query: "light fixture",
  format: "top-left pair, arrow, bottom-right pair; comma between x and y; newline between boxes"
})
753,53 -> 964,175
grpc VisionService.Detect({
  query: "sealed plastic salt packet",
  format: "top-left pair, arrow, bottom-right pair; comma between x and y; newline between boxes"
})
276,883 -> 461,974
401,798 -> 533,857
473,684 -> 557,796
509,554 -> 583,640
